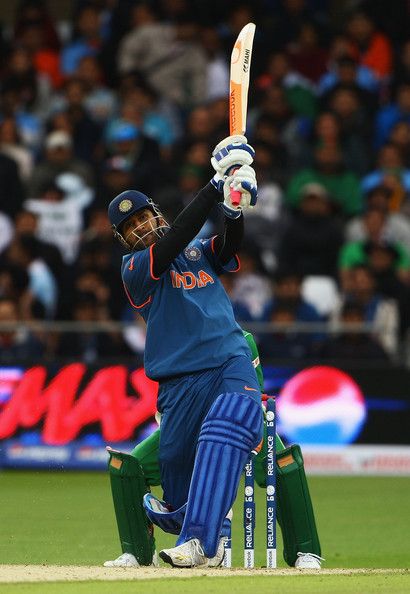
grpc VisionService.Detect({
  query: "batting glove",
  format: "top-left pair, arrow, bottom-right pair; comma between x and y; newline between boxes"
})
221,165 -> 258,219
211,134 -> 255,178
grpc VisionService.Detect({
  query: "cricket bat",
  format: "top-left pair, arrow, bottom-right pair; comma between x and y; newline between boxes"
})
229,22 -> 256,206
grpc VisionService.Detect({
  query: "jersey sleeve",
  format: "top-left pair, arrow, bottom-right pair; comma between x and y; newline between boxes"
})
122,245 -> 161,310
201,237 -> 240,275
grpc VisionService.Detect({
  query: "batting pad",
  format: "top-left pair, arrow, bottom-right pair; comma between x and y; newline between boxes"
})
177,392 -> 262,557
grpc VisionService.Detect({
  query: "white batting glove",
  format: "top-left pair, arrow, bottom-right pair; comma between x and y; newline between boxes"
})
211,135 -> 255,178
221,165 -> 258,219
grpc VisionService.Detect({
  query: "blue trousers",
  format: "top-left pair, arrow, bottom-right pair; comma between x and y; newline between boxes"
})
157,354 -> 261,509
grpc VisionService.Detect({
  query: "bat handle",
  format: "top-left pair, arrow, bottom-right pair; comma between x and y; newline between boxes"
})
229,166 -> 241,206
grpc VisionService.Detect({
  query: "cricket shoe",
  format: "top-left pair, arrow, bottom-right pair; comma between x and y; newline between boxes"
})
208,537 -> 228,568
159,538 -> 209,568
208,508 -> 233,568
295,552 -> 324,569
103,551 -> 159,568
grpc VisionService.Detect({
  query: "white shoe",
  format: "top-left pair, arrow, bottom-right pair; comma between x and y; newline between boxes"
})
208,537 -> 228,568
159,538 -> 208,568
104,553 -> 139,567
295,552 -> 324,569
103,551 -> 159,568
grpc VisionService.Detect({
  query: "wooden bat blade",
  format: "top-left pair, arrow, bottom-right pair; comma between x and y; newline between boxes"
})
229,22 -> 255,136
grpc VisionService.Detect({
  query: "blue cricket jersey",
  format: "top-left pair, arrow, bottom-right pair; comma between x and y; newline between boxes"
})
122,237 -> 251,380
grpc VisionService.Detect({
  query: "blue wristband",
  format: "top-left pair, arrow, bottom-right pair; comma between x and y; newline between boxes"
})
220,202 -> 242,219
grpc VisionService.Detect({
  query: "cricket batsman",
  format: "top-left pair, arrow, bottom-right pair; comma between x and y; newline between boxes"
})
105,135 -> 322,568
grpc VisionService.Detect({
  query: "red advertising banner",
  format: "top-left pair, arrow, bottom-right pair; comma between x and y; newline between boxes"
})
0,364 -> 158,445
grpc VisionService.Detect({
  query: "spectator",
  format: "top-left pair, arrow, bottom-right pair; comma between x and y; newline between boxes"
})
0,116 -> 33,182
391,39 -> 410,94
0,297 -> 45,361
243,140 -> 286,269
122,311 -> 147,357
109,83 -> 175,155
13,0 -> 60,52
346,185 -> 410,253
256,51 -> 318,119
286,144 -> 362,216
118,13 -> 207,110
200,26 -> 230,101
389,120 -> 410,169
249,85 -> 307,175
0,212 -> 14,256
375,83 -> 410,149
0,152 -> 25,220
270,0 -> 326,53
61,5 -> 104,76
258,302 -> 320,361
251,118 -> 289,184
287,21 -> 328,84
76,55 -> 117,124
326,86 -> 374,174
318,53 -> 379,97
103,121 -> 160,196
1,44 -> 50,114
295,110 -> 371,176
3,234 -> 57,318
279,182 -> 344,277
322,301 -> 390,361
361,143 -> 410,212
229,242 -> 272,322
339,208 -> 410,289
16,19 -> 62,89
345,10 -> 393,81
75,238 -> 124,319
97,155 -> 135,208
24,172 -> 94,265
28,130 -> 94,197
332,265 -> 399,355
56,292 -> 132,362
13,209 -> 65,284
0,262 -> 29,304
0,46 -> 44,151
263,270 -> 323,325
48,78 -> 102,164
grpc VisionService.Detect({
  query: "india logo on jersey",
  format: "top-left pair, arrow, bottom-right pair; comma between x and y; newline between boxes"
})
184,246 -> 201,261
170,270 -> 214,290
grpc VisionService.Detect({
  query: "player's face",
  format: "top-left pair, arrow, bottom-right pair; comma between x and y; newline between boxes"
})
122,208 -> 159,249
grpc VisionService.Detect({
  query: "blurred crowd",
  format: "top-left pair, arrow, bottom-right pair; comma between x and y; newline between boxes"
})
1,0 -> 410,364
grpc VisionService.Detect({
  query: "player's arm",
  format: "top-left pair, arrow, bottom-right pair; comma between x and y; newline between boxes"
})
212,215 -> 244,266
152,182 -> 222,277
152,136 -> 256,277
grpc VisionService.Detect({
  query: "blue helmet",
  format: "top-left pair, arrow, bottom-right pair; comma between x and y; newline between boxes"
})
108,190 -> 168,250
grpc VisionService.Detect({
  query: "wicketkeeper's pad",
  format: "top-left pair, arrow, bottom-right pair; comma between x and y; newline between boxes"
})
275,445 -> 321,566
107,448 -> 155,566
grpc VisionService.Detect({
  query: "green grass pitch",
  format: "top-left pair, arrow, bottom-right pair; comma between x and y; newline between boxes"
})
0,471 -> 409,593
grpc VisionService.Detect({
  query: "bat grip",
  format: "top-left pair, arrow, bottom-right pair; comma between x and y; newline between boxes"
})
229,166 -> 241,206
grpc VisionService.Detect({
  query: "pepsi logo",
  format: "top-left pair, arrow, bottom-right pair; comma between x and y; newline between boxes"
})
277,366 -> 366,445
